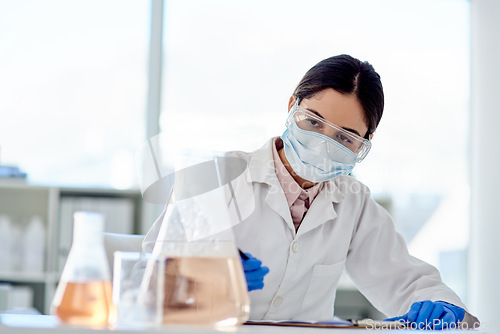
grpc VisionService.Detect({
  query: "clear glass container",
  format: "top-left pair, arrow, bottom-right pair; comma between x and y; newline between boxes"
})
149,172 -> 251,327
51,212 -> 114,328
155,238 -> 250,327
137,136 -> 251,327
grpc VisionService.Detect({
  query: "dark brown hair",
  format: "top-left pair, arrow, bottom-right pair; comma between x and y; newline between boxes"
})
293,54 -> 384,138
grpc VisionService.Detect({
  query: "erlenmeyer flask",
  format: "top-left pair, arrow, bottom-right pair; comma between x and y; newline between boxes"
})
51,212 -> 114,328
137,143 -> 251,327
154,199 -> 250,328
137,134 -> 255,327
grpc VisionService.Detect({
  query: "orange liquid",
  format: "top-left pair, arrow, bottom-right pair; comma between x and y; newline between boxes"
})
162,257 -> 250,327
54,281 -> 114,328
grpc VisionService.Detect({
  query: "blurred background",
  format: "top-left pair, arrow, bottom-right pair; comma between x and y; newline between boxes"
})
0,0 -> 498,323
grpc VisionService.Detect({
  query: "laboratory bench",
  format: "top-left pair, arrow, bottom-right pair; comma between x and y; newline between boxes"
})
0,314 -> 495,334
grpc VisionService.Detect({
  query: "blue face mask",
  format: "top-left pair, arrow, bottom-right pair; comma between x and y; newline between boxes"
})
281,119 -> 358,183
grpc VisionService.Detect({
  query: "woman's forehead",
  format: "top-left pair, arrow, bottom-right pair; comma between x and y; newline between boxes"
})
300,88 -> 368,136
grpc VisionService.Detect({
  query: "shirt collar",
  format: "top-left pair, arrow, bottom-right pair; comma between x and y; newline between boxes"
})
272,137 -> 322,208
247,137 -> 344,203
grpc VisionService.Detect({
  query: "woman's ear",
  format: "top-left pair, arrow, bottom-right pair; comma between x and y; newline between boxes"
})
369,133 -> 374,140
288,96 -> 297,112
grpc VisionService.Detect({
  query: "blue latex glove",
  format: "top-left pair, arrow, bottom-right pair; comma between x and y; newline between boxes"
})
240,252 -> 269,291
385,300 -> 466,330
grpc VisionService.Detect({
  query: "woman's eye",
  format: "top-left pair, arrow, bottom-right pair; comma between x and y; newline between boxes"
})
336,133 -> 353,144
306,118 -> 321,128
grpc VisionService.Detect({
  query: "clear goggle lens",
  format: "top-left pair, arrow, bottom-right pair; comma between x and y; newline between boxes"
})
287,104 -> 372,162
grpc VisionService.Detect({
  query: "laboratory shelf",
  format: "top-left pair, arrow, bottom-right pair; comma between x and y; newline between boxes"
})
0,272 -> 58,283
0,182 -> 145,315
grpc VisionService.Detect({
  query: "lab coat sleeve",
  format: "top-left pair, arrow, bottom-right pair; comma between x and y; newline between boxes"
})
344,187 -> 477,324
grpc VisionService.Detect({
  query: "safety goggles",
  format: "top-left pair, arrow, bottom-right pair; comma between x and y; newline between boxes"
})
286,103 -> 372,162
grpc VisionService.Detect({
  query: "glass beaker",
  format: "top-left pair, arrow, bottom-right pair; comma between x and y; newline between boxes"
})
112,251 -> 165,329
51,212 -> 114,328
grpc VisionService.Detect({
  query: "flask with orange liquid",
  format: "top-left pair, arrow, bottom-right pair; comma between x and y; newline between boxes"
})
51,212 -> 114,328
136,140 -> 252,328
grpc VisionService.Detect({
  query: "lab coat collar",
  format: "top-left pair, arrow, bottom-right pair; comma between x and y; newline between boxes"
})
247,138 -> 277,185
324,178 -> 345,203
295,180 -> 346,235
246,137 -> 345,233
247,137 -> 345,201
296,187 -> 338,235
247,138 -> 295,229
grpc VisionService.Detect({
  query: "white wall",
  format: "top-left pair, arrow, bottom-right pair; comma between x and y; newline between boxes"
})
469,0 -> 500,324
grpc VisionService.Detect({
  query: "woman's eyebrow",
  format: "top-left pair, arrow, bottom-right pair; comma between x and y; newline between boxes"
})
306,108 -> 326,120
306,108 -> 362,137
341,127 -> 362,137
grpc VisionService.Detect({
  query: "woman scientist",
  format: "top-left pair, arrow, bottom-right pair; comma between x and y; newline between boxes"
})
230,54 -> 478,329
144,54 -> 479,329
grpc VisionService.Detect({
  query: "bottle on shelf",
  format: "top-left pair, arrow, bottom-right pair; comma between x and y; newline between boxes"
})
0,214 -> 12,272
22,215 -> 46,273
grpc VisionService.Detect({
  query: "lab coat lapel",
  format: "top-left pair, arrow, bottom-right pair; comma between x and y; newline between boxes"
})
297,181 -> 343,236
264,182 -> 295,230
247,138 -> 295,231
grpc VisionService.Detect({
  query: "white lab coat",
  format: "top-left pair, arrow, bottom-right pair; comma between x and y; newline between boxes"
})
144,137 -> 478,325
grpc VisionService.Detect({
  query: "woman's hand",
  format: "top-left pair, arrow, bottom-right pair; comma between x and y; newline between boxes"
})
385,300 -> 465,329
240,252 -> 270,291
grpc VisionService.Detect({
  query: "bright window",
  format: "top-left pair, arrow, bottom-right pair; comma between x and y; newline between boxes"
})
0,0 -> 149,188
